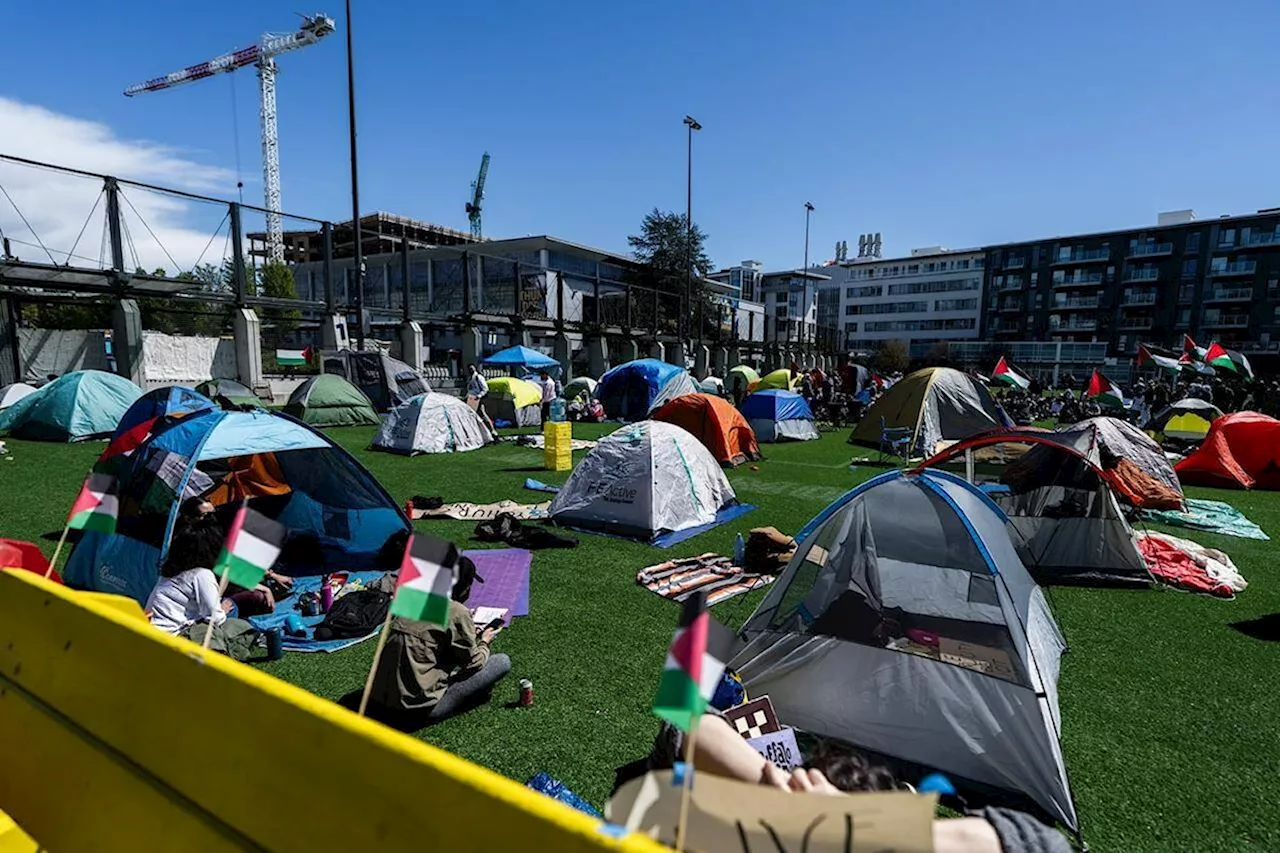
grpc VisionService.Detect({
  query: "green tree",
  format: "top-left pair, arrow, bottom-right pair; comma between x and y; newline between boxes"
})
258,261 -> 301,334
873,339 -> 910,375
627,208 -> 714,336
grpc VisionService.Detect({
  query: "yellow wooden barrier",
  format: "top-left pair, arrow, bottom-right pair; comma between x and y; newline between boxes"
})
0,570 -> 665,852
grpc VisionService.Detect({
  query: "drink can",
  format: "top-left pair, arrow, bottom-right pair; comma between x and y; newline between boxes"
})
320,577 -> 334,613
518,678 -> 534,707
264,627 -> 284,661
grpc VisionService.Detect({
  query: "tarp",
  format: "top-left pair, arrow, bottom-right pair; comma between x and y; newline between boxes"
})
0,383 -> 37,410
653,393 -> 760,467
1140,497 -> 1269,540
734,469 -> 1076,832
320,350 -> 429,412
738,390 -> 819,442
1175,411 -> 1280,489
485,377 -> 543,427
284,374 -> 380,428
754,368 -> 797,392
848,367 -> 1003,457
371,393 -> 494,455
595,359 -> 698,421
196,378 -> 263,409
549,421 -> 737,540
1136,531 -> 1247,599
483,345 -> 560,371
0,370 -> 141,442
141,331 -> 236,384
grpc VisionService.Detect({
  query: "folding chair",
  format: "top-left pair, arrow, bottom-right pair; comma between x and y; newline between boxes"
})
877,417 -> 913,464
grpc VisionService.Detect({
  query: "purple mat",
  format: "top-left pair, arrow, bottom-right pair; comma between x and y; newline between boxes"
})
462,548 -> 532,618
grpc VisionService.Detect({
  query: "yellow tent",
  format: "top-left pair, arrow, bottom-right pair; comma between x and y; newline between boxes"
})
484,377 -> 543,427
1164,412 -> 1213,442
754,368 -> 797,392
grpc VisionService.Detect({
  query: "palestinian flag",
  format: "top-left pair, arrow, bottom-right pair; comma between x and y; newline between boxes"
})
1178,352 -> 1215,376
211,504 -> 286,590
1137,345 -> 1181,374
651,590 -> 737,733
991,356 -> 1030,390
276,345 -> 313,367
872,373 -> 886,390
66,474 -> 119,534
1086,369 -> 1126,408
1205,342 -> 1237,373
390,534 -> 457,627
1183,334 -> 1207,362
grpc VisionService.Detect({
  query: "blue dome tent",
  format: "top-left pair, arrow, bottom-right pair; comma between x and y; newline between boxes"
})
64,408 -> 410,603
111,386 -> 216,442
594,358 -> 697,421
738,389 -> 819,441
483,345 -> 560,373
0,370 -> 141,442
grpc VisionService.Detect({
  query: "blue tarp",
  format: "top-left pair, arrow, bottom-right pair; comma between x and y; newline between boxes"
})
483,345 -> 560,370
111,386 -> 215,442
0,370 -> 141,441
596,358 -> 698,421
739,389 -> 814,422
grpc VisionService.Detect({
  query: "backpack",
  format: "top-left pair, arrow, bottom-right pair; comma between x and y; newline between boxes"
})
313,589 -> 391,640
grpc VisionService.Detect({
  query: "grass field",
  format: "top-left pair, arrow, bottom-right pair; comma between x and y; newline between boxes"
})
2,424 -> 1277,851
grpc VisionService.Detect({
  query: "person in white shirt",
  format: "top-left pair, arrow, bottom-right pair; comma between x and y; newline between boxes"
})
538,370 -> 556,422
467,364 -> 495,430
146,564 -> 228,635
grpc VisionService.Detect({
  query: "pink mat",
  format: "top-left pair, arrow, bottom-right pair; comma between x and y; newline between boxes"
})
462,548 -> 532,617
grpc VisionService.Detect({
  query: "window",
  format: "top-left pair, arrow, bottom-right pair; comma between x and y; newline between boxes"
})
1273,306 -> 1280,323
1218,229 -> 1236,248
1117,336 -> 1128,354
886,277 -> 981,296
1178,308 -> 1191,325
845,301 -> 929,316
1034,293 -> 1043,309
935,298 -> 978,312
1181,258 -> 1197,279
845,285 -> 883,298
1269,278 -> 1279,299
844,321 -> 858,332
907,264 -> 919,274
863,318 -> 976,333
1185,232 -> 1201,253
1178,283 -> 1195,303
1030,272 -> 1038,285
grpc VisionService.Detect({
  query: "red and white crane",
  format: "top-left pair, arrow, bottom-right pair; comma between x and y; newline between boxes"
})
124,13 -> 336,262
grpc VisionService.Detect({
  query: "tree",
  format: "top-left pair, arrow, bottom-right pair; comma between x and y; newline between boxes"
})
627,208 -> 714,337
873,339 -> 910,375
258,261 -> 300,334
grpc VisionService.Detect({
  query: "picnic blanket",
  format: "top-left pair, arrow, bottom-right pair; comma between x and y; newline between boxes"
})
637,552 -> 774,606
1137,531 -> 1247,599
407,500 -> 551,521
463,548 -> 532,618
500,435 -> 597,451
247,571 -> 385,653
1140,498 -> 1269,541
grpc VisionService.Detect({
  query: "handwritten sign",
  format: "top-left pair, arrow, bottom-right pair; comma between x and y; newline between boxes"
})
608,771 -> 934,853
938,637 -> 1016,683
747,727 -> 802,772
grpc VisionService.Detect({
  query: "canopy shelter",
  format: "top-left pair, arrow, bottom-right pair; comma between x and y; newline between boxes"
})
738,389 -> 819,442
0,370 -> 141,442
320,350 -> 429,412
1175,411 -> 1280,490
0,382 -> 37,410
1147,398 -> 1225,443
484,377 -> 542,427
848,367 -> 1005,458
284,374 -> 380,428
548,421 -> 737,541
734,469 -> 1076,833
64,408 -> 410,604
595,358 -> 697,421
370,393 -> 494,455
563,376 -> 597,401
653,393 -> 760,467
196,378 -> 264,410
482,345 -> 560,373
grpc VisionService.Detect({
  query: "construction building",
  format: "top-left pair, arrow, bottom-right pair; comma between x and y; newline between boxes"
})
248,212 -> 475,265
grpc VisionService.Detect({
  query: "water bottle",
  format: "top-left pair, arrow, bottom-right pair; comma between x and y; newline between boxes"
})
550,398 -> 566,422
733,533 -> 746,565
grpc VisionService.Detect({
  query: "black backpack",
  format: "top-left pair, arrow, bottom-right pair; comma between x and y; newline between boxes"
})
313,589 -> 391,641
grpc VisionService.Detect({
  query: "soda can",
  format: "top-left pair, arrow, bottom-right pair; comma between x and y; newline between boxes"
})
264,627 -> 284,661
518,678 -> 534,708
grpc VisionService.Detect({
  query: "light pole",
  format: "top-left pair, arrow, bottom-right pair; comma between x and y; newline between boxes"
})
345,0 -> 365,350
803,202 -> 814,352
683,115 -> 701,346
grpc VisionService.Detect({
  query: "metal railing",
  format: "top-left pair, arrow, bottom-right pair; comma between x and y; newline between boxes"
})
1127,242 -> 1173,257
1052,272 -> 1103,287
1121,291 -> 1158,306
1201,313 -> 1250,327
1121,269 -> 1160,282
1053,248 -> 1110,264
1204,287 -> 1253,302
1209,260 -> 1257,277
1051,296 -> 1100,310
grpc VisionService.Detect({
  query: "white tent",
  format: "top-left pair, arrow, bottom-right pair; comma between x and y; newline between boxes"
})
370,393 -> 494,455
733,468 -> 1077,833
549,420 -> 736,540
0,383 -> 37,410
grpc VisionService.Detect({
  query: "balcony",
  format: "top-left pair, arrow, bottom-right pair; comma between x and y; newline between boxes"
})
1122,290 -> 1158,306
1122,268 -> 1160,283
996,277 -> 1026,292
997,301 -> 1023,313
1003,257 -> 1027,270
1051,296 -> 1100,311
1127,242 -> 1173,259
1203,287 -> 1254,302
1049,319 -> 1098,331
1052,248 -> 1111,266
1201,313 -> 1250,329
989,319 -> 1021,334
1119,316 -> 1154,330
1209,260 -> 1257,278
1053,272 -> 1104,288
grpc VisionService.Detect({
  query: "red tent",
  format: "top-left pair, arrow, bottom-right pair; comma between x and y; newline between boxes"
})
1175,411 -> 1280,490
0,538 -> 61,583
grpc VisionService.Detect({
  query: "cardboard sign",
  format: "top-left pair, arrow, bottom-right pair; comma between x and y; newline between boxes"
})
938,637 -> 1016,683
608,771 -> 935,853
747,727 -> 802,772
724,695 -> 781,740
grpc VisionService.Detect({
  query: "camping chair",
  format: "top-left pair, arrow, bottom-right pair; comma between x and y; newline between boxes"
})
877,417 -> 913,464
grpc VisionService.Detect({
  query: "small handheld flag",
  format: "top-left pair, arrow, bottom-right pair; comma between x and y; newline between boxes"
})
212,504 -> 286,590
991,356 -> 1030,390
652,590 -> 738,733
67,473 -> 119,535
391,534 -> 458,627
1086,369 -> 1126,408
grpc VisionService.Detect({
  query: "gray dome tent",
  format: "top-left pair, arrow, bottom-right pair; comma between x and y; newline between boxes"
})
320,350 -> 429,412
371,393 -> 494,455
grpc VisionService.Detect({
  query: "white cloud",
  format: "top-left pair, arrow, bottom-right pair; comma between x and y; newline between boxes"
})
0,97 -> 243,274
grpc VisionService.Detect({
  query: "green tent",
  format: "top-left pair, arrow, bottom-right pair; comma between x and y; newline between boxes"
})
284,374 -> 379,428
196,378 -> 263,410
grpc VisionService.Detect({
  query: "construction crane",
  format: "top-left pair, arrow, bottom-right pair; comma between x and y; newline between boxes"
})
124,13 -> 337,262
465,152 -> 490,240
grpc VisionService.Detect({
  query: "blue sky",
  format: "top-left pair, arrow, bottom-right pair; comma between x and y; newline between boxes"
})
4,0 -> 1280,271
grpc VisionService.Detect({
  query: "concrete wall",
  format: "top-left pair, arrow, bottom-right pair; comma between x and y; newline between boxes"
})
18,329 -> 110,381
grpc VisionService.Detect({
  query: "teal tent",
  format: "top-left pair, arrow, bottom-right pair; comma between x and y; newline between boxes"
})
0,371 -> 142,442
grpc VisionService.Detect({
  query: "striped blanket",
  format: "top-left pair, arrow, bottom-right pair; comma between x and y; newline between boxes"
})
637,553 -> 774,607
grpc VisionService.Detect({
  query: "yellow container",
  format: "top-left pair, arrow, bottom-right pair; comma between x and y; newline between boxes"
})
544,421 -> 573,471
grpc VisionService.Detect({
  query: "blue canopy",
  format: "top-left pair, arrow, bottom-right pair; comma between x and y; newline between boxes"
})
595,358 -> 699,421
739,389 -> 814,422
0,370 -> 141,442
483,345 -> 560,371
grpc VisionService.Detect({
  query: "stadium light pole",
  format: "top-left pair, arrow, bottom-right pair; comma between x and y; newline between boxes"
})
683,115 -> 701,346
803,201 -> 814,351
346,0 -> 365,350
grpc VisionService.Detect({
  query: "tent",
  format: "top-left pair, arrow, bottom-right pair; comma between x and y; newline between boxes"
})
653,393 -> 760,467
99,386 -> 217,463
320,350 -> 429,412
733,469 -> 1076,832
548,421 -> 737,540
0,382 -> 36,410
920,424 -> 1161,586
196,378 -> 263,410
696,375 -> 724,395
482,345 -> 560,373
284,374 -> 380,428
726,365 -> 759,401
1147,398 -> 1224,442
738,389 -> 820,442
484,377 -> 542,427
563,376 -> 597,401
370,393 -> 494,455
1175,411 -> 1280,489
848,367 -> 1005,457
64,408 -> 410,603
595,358 -> 698,421
754,368 -> 798,392
0,538 -> 57,583
0,370 -> 141,442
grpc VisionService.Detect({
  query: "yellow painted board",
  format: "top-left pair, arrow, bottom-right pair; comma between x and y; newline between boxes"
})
0,811 -> 38,853
0,571 -> 664,853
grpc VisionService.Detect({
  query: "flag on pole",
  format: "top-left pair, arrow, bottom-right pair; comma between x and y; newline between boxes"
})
390,534 -> 458,627
991,356 -> 1030,390
1205,342 -> 1237,372
276,345 -> 313,367
212,504 -> 286,589
1178,352 -> 1215,376
66,474 -> 119,534
1136,345 -> 1182,374
652,590 -> 738,733
871,372 -> 886,390
1183,334 -> 1207,362
1086,369 -> 1126,408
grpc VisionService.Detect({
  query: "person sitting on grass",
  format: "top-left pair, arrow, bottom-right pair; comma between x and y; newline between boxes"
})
367,551 -> 510,727
172,496 -> 292,617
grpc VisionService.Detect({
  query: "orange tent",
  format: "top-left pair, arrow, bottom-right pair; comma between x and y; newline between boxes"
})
653,393 -> 760,467
1175,411 -> 1280,490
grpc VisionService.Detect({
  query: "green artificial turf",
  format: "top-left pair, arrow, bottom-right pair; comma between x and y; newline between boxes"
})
1,426 -> 1277,851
